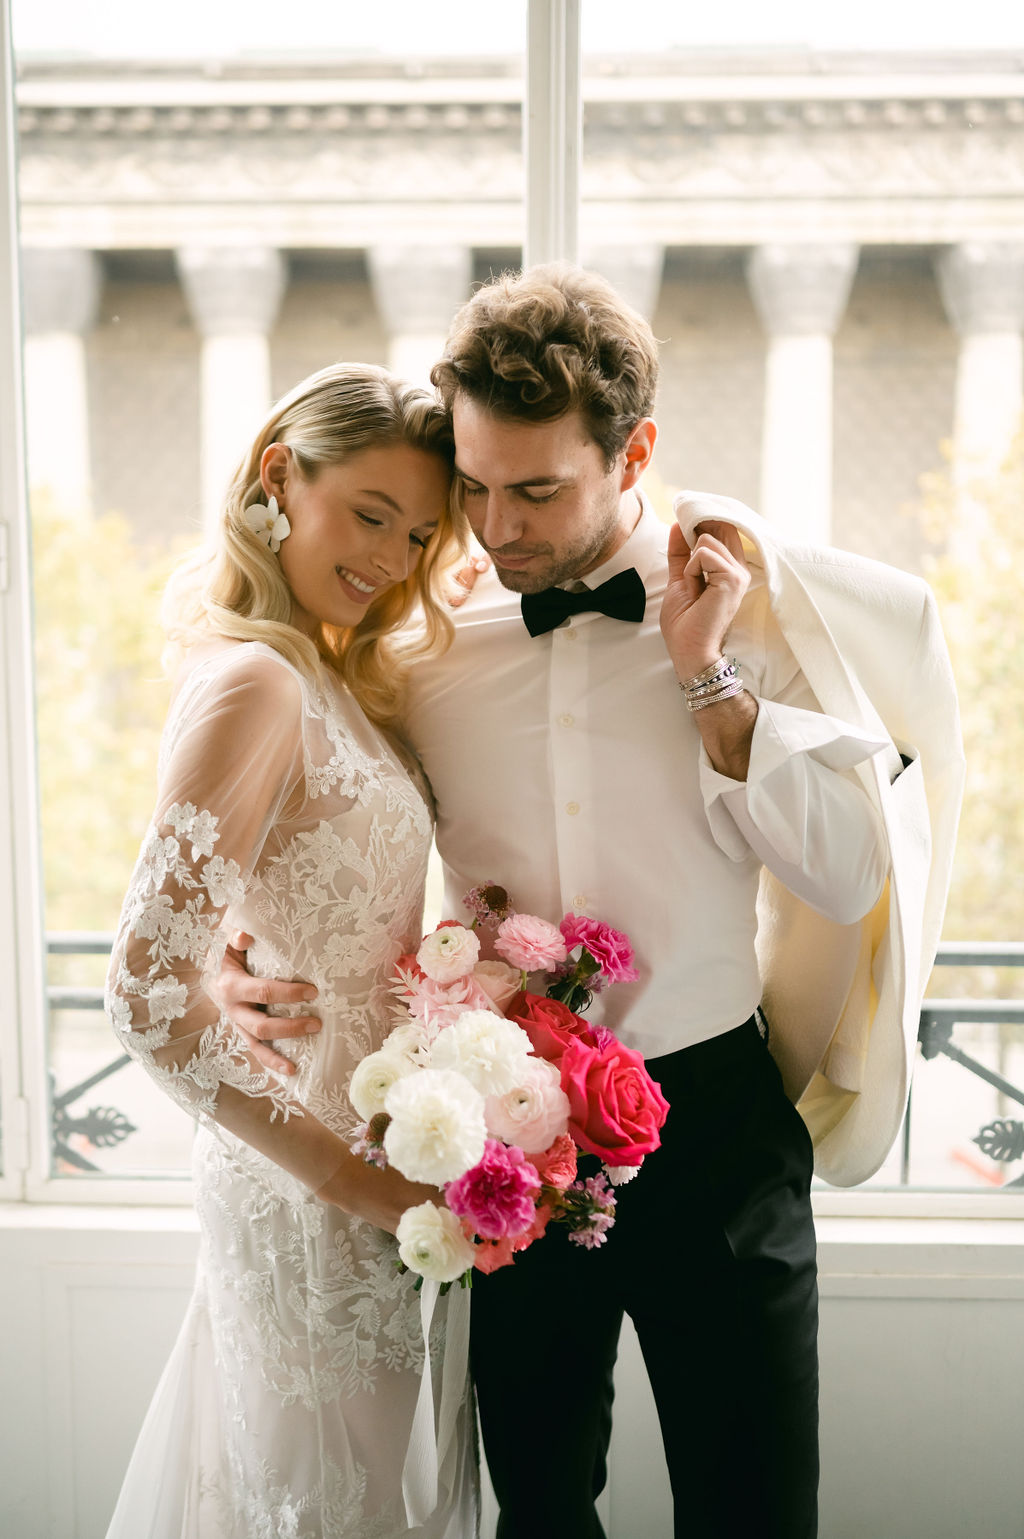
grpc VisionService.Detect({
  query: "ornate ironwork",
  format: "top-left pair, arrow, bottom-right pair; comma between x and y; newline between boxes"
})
46,931 -> 137,1171
43,934 -> 1024,1186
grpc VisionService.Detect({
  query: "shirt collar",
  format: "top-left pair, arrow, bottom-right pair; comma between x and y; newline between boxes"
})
573,493 -> 666,591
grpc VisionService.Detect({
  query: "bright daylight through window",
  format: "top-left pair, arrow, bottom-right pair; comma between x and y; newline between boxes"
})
2,0 -> 1024,1200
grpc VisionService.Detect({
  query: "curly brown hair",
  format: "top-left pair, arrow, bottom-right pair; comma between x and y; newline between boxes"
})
431,263 -> 658,468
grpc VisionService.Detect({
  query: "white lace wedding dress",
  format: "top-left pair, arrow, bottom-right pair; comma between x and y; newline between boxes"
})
105,641 -> 477,1539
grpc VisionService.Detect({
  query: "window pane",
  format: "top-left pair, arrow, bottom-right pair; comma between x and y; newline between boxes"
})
581,3 -> 1024,1191
13,6 -> 525,1181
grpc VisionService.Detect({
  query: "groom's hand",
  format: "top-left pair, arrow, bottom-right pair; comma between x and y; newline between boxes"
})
213,931 -> 321,1077
661,519 -> 751,679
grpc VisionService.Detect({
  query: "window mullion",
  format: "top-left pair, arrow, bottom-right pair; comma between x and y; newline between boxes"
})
0,0 -> 49,1200
524,0 -> 581,266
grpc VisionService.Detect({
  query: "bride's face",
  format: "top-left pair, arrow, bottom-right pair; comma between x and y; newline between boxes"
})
266,442 -> 450,636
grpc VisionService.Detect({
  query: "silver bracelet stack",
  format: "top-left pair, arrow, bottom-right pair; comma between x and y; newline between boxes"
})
678,656 -> 745,712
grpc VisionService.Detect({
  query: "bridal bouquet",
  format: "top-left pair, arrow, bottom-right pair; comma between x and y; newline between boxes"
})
348,883 -> 669,1287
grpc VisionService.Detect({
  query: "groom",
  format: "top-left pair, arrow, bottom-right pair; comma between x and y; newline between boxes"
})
223,265 -> 894,1537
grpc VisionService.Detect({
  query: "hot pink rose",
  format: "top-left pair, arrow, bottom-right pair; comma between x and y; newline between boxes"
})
559,1037 -> 669,1166
559,915 -> 639,984
468,1202 -> 554,1274
495,913 -> 568,973
506,991 -> 598,1067
529,1133 -> 578,1191
445,1139 -> 542,1240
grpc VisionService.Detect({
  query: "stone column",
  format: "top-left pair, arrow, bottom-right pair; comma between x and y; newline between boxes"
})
747,243 -> 859,543
176,245 -> 286,530
581,244 -> 665,320
367,245 -> 472,387
21,247 -> 101,518
935,243 -> 1024,489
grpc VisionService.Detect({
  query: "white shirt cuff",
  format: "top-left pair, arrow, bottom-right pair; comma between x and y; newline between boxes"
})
701,698 -> 889,865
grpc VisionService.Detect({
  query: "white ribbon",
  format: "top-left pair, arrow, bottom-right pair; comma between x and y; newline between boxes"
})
402,1276 -> 472,1529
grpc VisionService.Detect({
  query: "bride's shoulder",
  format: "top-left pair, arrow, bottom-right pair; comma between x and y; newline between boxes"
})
172,640 -> 307,721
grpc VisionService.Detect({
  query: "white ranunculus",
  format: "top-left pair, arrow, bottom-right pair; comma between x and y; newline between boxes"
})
429,1010 -> 535,1098
416,924 -> 481,984
380,1021 -> 432,1066
384,1068 -> 487,1185
396,1201 -> 477,1283
485,1056 -> 571,1153
348,1049 -> 416,1121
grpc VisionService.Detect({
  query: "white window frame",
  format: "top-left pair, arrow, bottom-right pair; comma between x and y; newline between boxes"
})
1,0 -> 1022,1219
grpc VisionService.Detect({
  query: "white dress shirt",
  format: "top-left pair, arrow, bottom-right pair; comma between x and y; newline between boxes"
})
401,501 -> 889,1058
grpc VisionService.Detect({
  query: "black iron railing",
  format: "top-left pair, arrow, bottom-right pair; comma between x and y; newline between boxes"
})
44,934 -> 1024,1185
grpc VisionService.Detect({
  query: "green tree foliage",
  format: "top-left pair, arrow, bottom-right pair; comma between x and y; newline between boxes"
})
918,443 -> 1024,988
32,502 -> 188,933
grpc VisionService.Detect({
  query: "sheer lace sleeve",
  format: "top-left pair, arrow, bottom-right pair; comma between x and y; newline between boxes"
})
105,646 -> 346,1191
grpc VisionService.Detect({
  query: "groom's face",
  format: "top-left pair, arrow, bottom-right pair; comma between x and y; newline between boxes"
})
451,394 -> 633,594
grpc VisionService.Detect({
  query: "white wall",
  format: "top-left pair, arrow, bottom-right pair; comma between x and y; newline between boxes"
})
1,1208 -> 1022,1539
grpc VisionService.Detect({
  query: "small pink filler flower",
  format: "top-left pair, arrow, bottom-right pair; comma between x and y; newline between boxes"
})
445,1139 -> 542,1240
495,913 -> 568,973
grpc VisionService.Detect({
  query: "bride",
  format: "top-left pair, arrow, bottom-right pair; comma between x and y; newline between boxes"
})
104,363 -> 478,1538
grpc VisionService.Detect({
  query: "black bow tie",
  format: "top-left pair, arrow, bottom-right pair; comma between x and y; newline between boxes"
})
520,567 -> 647,637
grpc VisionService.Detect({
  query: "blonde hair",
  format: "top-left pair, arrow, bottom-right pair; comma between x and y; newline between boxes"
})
164,363 -> 462,724
432,263 -> 658,467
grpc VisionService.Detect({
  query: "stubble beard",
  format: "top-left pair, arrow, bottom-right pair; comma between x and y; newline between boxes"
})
487,495 -> 628,596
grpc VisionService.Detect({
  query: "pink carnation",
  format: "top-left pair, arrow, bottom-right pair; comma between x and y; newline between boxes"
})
445,1139 -> 541,1240
559,915 -> 639,984
495,913 -> 568,973
528,1133 -> 578,1191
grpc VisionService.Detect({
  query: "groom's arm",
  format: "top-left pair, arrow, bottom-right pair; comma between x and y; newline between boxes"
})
212,931 -> 321,1076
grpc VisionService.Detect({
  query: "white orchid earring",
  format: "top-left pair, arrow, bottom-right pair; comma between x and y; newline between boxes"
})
243,494 -> 291,554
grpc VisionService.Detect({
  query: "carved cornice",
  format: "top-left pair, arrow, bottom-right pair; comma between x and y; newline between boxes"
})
14,55 -> 1024,246
15,94 -> 1024,141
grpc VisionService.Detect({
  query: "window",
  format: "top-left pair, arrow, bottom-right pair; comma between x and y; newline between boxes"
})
3,0 -> 1024,1202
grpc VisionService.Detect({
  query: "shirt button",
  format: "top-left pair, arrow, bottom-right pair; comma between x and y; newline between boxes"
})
566,801 -> 580,815
558,713 -> 575,727
572,894 -> 588,909
564,627 -> 578,641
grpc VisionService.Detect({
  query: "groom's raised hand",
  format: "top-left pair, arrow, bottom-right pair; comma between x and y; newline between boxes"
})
212,931 -> 320,1076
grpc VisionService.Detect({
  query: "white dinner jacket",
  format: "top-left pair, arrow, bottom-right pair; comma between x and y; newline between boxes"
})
675,493 -> 965,1187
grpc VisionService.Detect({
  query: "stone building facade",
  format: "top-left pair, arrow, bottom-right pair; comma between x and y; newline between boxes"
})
14,49 -> 1024,572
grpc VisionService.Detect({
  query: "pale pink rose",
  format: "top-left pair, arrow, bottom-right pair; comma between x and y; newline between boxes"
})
416,923 -> 481,984
446,1139 -> 541,1240
485,1057 -> 570,1153
471,960 -> 522,1013
494,913 -> 568,973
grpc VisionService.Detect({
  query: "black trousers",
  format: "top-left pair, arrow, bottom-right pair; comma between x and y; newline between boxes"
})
470,1016 -> 819,1539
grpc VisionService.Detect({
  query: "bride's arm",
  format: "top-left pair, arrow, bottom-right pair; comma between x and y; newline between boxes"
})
105,649 -> 433,1230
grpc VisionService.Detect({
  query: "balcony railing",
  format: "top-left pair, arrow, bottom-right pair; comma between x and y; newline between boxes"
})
42,933 -> 1024,1186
